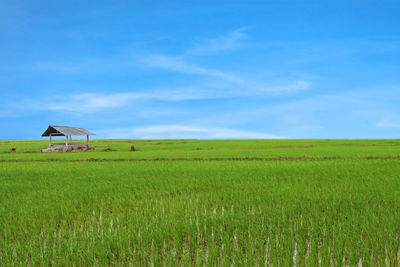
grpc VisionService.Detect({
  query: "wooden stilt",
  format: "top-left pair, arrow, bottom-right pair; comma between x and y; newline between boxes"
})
49,134 -> 52,147
65,136 -> 68,146
86,135 -> 89,147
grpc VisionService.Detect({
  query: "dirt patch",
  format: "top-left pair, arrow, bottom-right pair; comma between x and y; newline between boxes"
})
2,155 -> 400,163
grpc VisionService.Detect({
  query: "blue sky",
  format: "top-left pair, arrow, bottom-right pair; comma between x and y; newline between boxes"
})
1,0 -> 399,139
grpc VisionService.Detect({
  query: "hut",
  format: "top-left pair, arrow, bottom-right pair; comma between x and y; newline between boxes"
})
41,125 -> 96,148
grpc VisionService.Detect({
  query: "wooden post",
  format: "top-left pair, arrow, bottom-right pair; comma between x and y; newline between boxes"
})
49,134 -> 52,147
69,136 -> 72,145
65,136 -> 68,146
86,135 -> 89,147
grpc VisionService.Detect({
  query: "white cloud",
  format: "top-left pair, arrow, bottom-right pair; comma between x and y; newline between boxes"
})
142,54 -> 312,96
4,26 -> 312,115
247,80 -> 311,95
96,125 -> 282,139
188,28 -> 247,55
373,116 -> 400,129
143,54 -> 244,83
41,80 -> 310,113
203,86 -> 399,138
43,91 -> 206,113
47,93 -> 136,111
2,78 -> 310,115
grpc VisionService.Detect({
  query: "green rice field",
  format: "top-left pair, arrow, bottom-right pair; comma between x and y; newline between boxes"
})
1,139 -> 400,266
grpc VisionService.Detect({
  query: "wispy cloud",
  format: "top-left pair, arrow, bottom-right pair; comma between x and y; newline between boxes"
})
3,28 -> 311,117
96,124 -> 282,139
248,80 -> 311,95
142,54 -> 312,96
26,80 -> 308,112
1,78 -> 311,115
188,28 -> 247,55
143,54 -> 244,83
46,93 -> 136,111
373,116 -> 400,129
142,28 -> 311,92
43,91 -> 207,113
207,86 -> 400,138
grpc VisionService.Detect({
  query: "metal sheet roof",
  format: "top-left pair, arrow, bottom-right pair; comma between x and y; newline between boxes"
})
41,125 -> 96,136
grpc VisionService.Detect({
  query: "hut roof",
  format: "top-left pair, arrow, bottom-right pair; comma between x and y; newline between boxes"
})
41,125 -> 96,137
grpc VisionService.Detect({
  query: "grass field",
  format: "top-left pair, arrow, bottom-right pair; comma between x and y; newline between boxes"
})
1,139 -> 400,266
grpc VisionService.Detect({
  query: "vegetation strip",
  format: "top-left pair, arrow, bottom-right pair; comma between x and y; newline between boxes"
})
1,155 -> 400,162
2,140 -> 400,265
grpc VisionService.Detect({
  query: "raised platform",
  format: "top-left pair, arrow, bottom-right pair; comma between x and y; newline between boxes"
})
41,145 -> 95,152
51,142 -> 87,146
